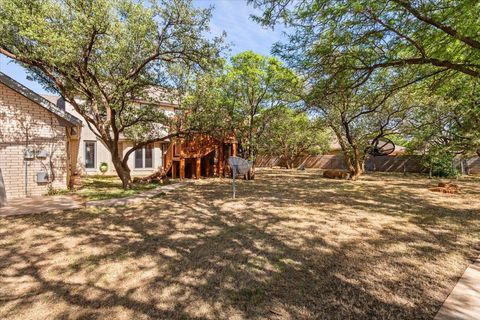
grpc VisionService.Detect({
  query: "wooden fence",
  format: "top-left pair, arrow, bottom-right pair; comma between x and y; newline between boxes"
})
257,154 -> 480,174
364,155 -> 429,173
256,154 -> 428,173
256,155 -> 347,170
465,157 -> 480,174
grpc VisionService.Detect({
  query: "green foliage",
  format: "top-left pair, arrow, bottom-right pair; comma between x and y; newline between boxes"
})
76,175 -> 160,201
385,134 -> 409,149
99,162 -> 108,173
0,0 -> 223,187
422,149 -> 458,178
305,68 -> 415,178
258,107 -> 331,168
403,77 -> 480,157
46,187 -> 70,196
249,0 -> 480,177
250,0 -> 480,81
186,51 -> 303,161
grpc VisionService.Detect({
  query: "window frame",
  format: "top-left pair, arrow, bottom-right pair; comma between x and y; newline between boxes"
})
134,144 -> 154,169
84,140 -> 97,170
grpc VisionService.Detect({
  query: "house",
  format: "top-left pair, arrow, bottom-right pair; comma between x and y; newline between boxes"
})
48,94 -> 238,180
52,98 -> 176,177
0,72 -> 82,203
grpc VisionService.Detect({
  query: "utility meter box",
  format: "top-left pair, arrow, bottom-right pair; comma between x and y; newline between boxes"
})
37,172 -> 49,183
36,150 -> 49,158
23,148 -> 34,160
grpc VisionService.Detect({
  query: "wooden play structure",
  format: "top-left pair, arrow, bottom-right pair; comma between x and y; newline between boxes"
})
162,134 -> 238,180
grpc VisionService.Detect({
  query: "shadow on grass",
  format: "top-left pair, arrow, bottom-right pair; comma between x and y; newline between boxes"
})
76,175 -> 162,201
0,169 -> 479,319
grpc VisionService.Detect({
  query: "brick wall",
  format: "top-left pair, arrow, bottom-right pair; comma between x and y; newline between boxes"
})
0,82 -> 68,199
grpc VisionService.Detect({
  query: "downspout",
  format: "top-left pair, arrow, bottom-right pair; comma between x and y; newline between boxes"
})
24,128 -> 29,196
24,159 -> 28,196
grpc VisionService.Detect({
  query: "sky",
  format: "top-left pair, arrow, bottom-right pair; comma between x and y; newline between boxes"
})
0,0 -> 286,95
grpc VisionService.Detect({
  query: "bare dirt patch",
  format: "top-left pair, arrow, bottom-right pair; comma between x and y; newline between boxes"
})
1,169 -> 479,319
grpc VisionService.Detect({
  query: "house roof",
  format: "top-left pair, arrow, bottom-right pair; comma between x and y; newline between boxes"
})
0,72 -> 82,127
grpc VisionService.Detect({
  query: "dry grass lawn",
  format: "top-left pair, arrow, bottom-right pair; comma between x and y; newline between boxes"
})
1,169 -> 479,319
75,175 -> 166,201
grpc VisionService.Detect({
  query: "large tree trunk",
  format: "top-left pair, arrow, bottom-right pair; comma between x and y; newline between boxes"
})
244,163 -> 255,180
112,157 -> 132,189
349,158 -> 364,180
332,125 -> 365,180
244,145 -> 255,180
344,149 -> 365,180
283,156 -> 293,169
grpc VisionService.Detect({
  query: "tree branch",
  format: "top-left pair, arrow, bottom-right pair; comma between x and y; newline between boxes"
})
357,57 -> 480,78
393,0 -> 480,49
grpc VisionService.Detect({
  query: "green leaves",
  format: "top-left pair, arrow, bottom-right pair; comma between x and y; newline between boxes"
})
0,0 -> 223,136
186,51 -> 304,160
258,106 -> 331,166
251,0 -> 480,81
0,0 -> 223,185
249,0 -> 480,177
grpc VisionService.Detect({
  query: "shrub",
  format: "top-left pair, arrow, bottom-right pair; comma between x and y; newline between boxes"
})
423,151 -> 458,178
99,162 -> 108,174
46,187 -> 70,196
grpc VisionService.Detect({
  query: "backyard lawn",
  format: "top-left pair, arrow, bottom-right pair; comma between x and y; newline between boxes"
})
1,169 -> 479,319
74,175 -> 167,201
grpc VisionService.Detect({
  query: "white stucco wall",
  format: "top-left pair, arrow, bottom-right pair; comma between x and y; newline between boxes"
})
64,100 -> 172,176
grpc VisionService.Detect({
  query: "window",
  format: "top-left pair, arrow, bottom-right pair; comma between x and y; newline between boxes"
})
145,144 -> 153,168
85,141 -> 96,169
134,144 -> 153,169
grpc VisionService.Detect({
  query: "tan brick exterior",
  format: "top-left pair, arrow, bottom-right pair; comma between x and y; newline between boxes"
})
0,82 -> 69,199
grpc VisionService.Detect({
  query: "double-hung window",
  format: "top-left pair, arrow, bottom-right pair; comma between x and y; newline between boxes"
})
135,144 -> 153,169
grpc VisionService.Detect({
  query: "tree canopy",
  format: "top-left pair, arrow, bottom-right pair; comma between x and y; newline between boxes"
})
249,0 -> 480,178
250,0 -> 480,83
258,106 -> 331,169
0,0 -> 223,187
186,51 -> 303,176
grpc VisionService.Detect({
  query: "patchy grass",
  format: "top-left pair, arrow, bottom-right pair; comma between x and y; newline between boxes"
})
1,169 -> 479,319
75,175 -> 165,201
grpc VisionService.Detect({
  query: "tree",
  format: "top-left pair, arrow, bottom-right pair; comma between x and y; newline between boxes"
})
402,76 -> 480,175
228,51 -> 303,165
258,106 -> 330,169
0,0 -> 222,188
308,70 -> 415,179
186,51 -> 303,178
250,0 -> 480,84
249,0 -> 480,178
